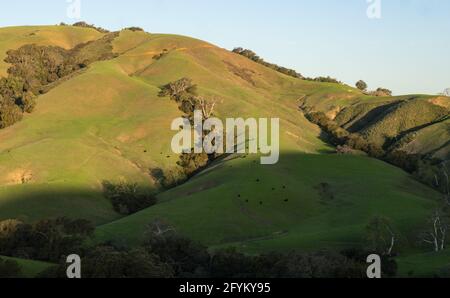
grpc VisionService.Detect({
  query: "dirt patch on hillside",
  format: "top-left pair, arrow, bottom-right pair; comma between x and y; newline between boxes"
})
116,134 -> 131,143
5,168 -> 34,185
116,127 -> 149,144
223,60 -> 256,86
428,97 -> 450,109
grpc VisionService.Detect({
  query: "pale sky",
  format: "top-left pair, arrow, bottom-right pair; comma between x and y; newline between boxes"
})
1,0 -> 449,95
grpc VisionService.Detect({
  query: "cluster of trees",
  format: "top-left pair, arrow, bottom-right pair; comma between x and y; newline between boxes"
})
0,94 -> 24,129
232,48 -> 345,84
232,48 -> 303,79
159,78 -> 219,179
356,80 -> 392,96
383,153 -> 449,200
150,167 -> 184,190
367,211 -> 449,261
40,245 -> 372,279
38,220 -> 388,278
1,212 -> 447,278
3,214 -> 447,278
304,76 -> 341,84
366,216 -> 397,257
123,27 -> 144,32
416,160 -> 449,200
159,78 -> 218,127
102,181 -> 157,215
305,111 -> 385,158
0,76 -> 36,128
0,218 -> 94,263
420,210 -> 449,253
177,152 -> 211,178
370,88 -> 393,97
5,45 -> 81,94
305,110 -> 403,167
41,246 -> 175,278
159,78 -> 198,100
70,22 -> 110,33
0,33 -> 118,129
60,22 -> 144,34
384,153 -> 449,200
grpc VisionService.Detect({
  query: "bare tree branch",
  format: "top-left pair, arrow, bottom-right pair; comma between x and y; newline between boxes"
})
421,211 -> 449,252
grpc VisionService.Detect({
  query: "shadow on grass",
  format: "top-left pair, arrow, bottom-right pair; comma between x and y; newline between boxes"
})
0,186 -> 122,225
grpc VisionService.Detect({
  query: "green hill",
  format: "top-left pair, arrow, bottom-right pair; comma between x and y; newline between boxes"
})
393,119 -> 450,160
302,94 -> 450,159
96,153 -> 441,254
0,25 -> 448,276
0,27 -> 332,224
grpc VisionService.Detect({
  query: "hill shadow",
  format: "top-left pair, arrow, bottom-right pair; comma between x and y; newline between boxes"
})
0,186 -> 121,225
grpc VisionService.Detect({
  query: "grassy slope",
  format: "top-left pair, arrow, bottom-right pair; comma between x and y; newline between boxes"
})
1,255 -> 54,278
398,119 -> 450,160
340,99 -> 448,146
307,92 -> 450,158
96,153 -> 441,254
0,28 -> 333,224
396,249 -> 450,277
0,26 -> 447,275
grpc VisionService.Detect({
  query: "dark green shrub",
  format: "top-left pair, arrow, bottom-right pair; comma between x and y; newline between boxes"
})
102,181 -> 157,215
232,47 -> 303,79
144,222 -> 209,277
0,218 -> 94,262
356,80 -> 368,91
17,91 -> 36,113
158,77 -> 197,98
177,152 -> 211,177
39,246 -> 174,278
124,27 -> 144,32
0,95 -> 23,128
305,76 -> 341,84
374,88 -> 393,96
72,22 -> 109,33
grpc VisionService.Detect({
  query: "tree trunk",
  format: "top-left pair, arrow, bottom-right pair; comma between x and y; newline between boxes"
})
386,236 -> 395,256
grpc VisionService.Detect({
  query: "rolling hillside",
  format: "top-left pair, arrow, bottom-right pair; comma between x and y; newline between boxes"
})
96,153 -> 441,253
0,25 -> 449,276
301,94 -> 449,159
0,26 -> 333,224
